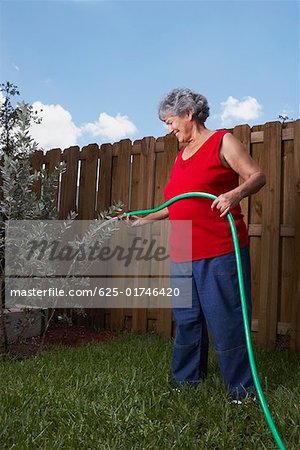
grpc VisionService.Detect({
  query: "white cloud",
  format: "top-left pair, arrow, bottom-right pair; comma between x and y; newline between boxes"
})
2,95 -> 137,150
30,102 -> 81,150
13,64 -> 20,72
220,96 -> 262,126
81,112 -> 138,142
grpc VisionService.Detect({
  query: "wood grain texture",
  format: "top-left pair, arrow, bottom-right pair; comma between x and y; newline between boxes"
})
291,120 -> 300,351
258,122 -> 282,348
60,146 -> 79,219
233,124 -> 251,226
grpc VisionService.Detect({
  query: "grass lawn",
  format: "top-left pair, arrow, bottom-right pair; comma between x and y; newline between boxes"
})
0,333 -> 299,450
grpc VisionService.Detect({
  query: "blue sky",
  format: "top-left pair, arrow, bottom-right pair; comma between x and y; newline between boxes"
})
0,0 -> 299,151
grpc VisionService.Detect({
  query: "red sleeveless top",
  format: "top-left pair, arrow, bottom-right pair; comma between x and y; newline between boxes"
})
164,130 -> 249,261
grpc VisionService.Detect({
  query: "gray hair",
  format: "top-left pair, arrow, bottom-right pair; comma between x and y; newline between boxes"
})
158,88 -> 210,124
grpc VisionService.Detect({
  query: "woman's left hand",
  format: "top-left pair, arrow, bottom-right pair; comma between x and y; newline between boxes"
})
211,190 -> 242,217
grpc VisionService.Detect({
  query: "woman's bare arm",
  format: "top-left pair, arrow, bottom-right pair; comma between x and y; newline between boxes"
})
211,133 -> 266,217
125,206 -> 169,226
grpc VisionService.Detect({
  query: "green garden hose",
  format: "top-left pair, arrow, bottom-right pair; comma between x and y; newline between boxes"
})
123,192 -> 286,450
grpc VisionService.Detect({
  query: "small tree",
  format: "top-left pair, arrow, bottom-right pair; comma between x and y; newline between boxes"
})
0,82 -> 20,157
0,82 -> 123,353
0,82 -> 42,157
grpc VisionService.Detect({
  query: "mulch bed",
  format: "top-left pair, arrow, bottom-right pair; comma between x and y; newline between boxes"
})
45,324 -> 117,347
1,324 -> 118,360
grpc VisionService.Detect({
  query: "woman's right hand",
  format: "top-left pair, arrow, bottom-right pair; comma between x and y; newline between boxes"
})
118,206 -> 169,225
118,214 -> 148,227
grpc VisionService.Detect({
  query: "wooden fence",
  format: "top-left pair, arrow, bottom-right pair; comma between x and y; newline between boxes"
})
27,120 -> 300,352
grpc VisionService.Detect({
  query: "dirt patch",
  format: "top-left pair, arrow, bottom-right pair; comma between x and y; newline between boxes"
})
45,324 -> 117,347
1,324 -> 118,360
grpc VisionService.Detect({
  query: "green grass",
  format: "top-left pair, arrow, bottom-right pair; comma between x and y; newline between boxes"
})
0,333 -> 299,450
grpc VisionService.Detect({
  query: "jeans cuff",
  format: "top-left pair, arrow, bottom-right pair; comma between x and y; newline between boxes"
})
230,384 -> 256,401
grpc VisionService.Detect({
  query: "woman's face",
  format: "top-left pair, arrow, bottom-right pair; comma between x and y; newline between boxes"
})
164,111 -> 193,143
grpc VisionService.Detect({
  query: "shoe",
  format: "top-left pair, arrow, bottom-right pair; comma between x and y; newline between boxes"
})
172,387 -> 182,393
231,393 -> 257,405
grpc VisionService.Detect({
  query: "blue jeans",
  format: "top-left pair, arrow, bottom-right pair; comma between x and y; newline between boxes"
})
170,247 -> 254,400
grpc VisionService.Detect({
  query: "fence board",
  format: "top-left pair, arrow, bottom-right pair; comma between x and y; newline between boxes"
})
233,125 -> 251,226
250,237 -> 261,335
44,148 -> 62,209
60,146 -> 79,219
280,122 -> 295,330
77,144 -> 99,220
30,150 -> 44,197
258,122 -> 282,348
97,143 -> 113,213
249,125 -> 264,225
132,137 -> 156,333
143,138 -> 167,330
44,148 -> 61,173
110,139 -> 132,330
155,134 -> 178,337
93,141 -> 113,329
291,120 -> 300,351
247,124 -> 264,335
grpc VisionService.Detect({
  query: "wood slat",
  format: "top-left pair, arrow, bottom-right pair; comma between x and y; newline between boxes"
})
258,122 -> 282,348
43,148 -> 61,173
233,124 -> 251,226
131,137 -> 156,333
109,139 -> 132,330
280,123 -> 297,330
43,148 -> 61,208
249,125 -> 264,326
60,146 -> 79,219
92,142 -> 111,328
75,144 -> 99,328
282,127 -> 294,141
250,237 -> 261,322
291,120 -> 300,351
249,225 -> 295,237
248,224 -> 262,236
251,319 -> 291,335
155,134 -> 178,337
249,127 -> 293,144
249,125 -> 264,226
97,143 -> 113,212
77,144 -> 99,220
280,226 -> 295,237
250,131 -> 264,143
30,150 -> 44,198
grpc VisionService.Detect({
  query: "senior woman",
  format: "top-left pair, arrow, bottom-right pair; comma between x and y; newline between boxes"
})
129,88 -> 266,403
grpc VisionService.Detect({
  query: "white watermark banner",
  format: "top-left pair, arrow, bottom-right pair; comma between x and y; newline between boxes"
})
5,219 -> 193,309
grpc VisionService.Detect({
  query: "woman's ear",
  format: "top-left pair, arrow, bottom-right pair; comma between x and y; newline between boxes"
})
186,109 -> 193,121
